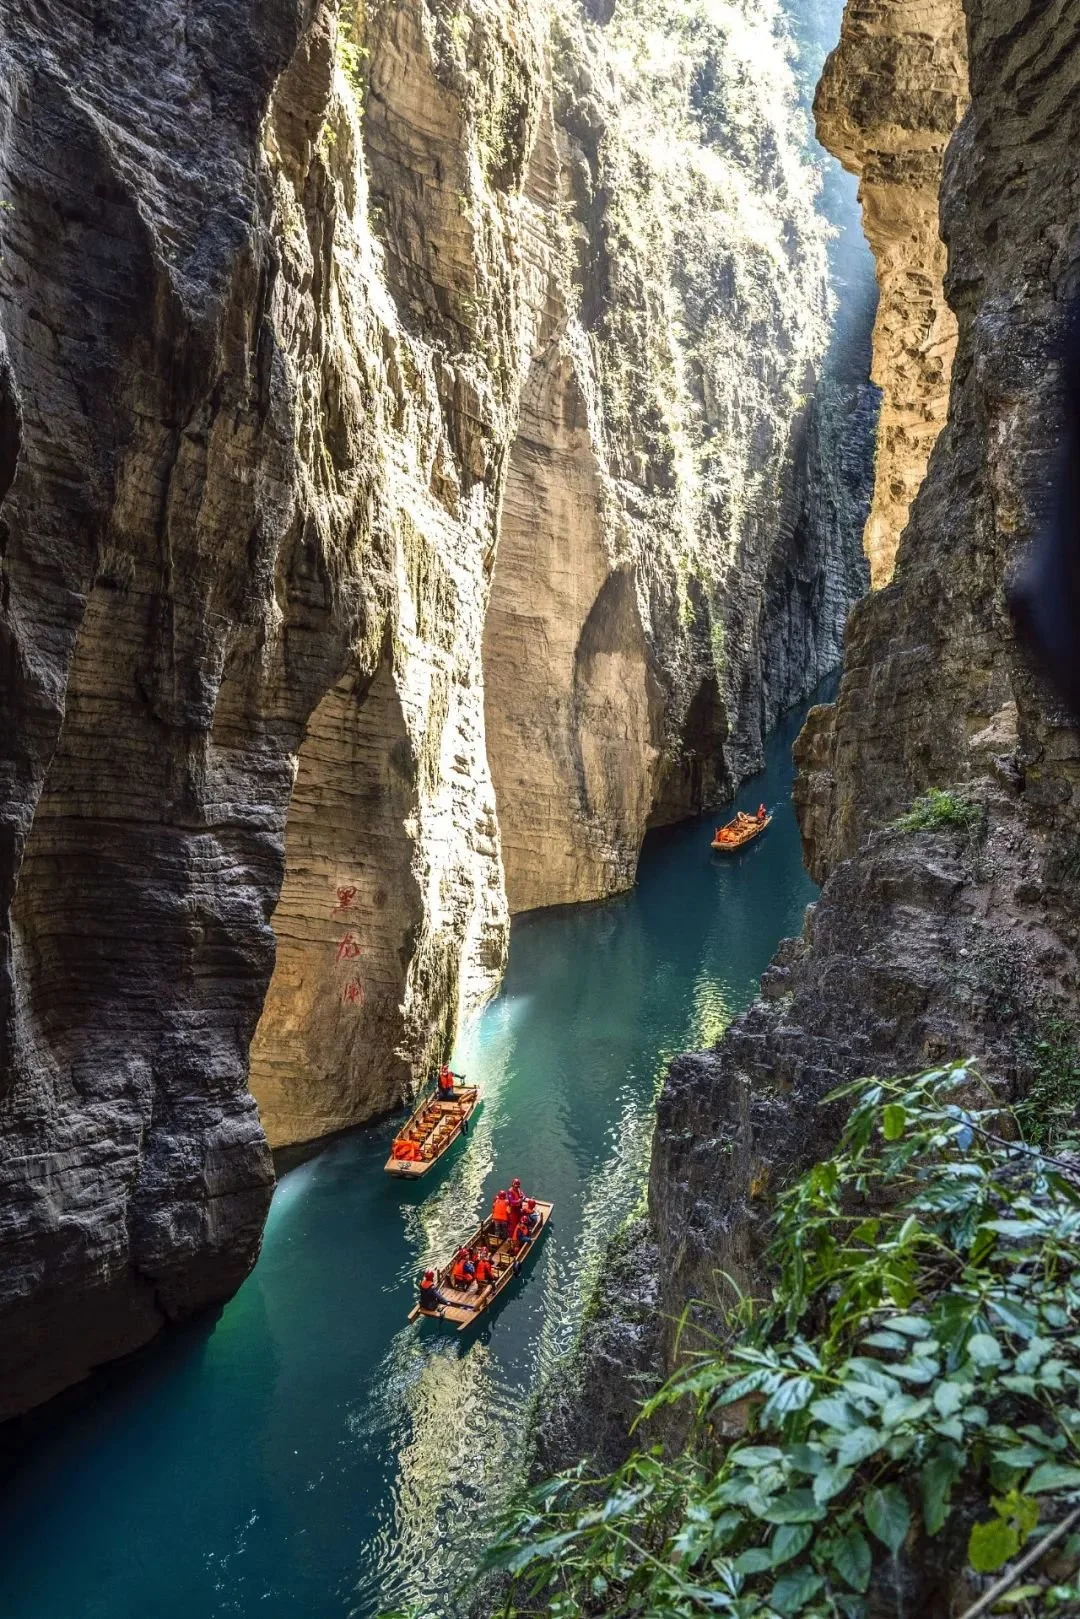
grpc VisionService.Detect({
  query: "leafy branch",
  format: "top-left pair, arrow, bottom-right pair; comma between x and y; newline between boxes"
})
483,1063 -> 1080,1617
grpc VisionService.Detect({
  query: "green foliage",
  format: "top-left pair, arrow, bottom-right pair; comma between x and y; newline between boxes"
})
1018,1017 -> 1080,1148
335,9 -> 368,100
893,788 -> 982,835
484,1063 -> 1080,1616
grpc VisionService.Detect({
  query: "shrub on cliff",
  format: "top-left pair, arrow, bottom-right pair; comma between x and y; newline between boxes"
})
484,1063 -> 1080,1616
892,787 -> 982,835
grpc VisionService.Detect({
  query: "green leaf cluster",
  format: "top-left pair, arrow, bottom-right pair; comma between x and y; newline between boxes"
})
483,1063 -> 1080,1617
1017,1017 -> 1080,1149
892,788 -> 982,835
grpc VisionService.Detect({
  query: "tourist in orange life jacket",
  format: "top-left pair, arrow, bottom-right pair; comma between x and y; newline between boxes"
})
419,1270 -> 443,1311
757,803 -> 767,823
491,1190 -> 510,1239
506,1178 -> 523,1236
450,1248 -> 475,1288
473,1249 -> 495,1287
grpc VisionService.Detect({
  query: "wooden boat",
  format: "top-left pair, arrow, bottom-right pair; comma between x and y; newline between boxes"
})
711,811 -> 772,852
408,1199 -> 554,1329
383,1085 -> 479,1178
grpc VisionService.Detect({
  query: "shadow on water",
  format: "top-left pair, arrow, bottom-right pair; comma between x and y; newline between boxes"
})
0,691 -> 827,1619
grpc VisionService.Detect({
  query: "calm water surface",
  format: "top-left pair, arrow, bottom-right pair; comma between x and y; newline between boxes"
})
0,702 -> 820,1619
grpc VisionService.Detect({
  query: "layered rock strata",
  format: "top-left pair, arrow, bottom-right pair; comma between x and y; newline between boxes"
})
484,0 -> 864,910
0,0 -> 869,1418
651,0 -> 1080,1425
815,0 -> 968,588
0,0 -> 533,1415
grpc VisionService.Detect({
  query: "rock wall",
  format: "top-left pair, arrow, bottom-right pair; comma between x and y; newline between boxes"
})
649,0 -> 1080,1431
0,0 -> 871,1418
0,0 -> 539,1414
484,0 -> 866,910
815,0 -> 968,588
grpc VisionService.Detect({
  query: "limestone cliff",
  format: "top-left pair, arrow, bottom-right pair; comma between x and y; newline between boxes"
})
0,0 -> 532,1416
649,0 -> 1080,1453
0,0 -> 867,1420
815,0 -> 967,588
484,0 -> 852,912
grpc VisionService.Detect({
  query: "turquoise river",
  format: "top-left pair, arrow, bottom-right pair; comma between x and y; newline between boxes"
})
0,700 -> 821,1618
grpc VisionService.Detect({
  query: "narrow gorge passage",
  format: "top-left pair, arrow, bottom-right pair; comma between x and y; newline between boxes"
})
0,699 -> 820,1619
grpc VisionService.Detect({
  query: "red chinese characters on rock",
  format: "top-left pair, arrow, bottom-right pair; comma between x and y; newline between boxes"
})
335,933 -> 362,963
342,979 -> 364,1006
333,885 -> 357,916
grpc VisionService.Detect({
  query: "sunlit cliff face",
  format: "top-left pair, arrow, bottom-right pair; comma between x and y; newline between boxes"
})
815,0 -> 969,588
253,0 -> 845,1136
482,0 -> 838,913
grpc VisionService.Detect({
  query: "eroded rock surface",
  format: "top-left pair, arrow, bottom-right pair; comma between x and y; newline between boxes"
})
484,0 -> 872,910
815,0 -> 968,587
0,0 -> 872,1417
651,0 -> 1080,1412
0,0 -> 529,1411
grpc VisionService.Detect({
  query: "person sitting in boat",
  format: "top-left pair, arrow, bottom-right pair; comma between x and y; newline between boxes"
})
450,1247 -> 475,1289
419,1269 -> 443,1311
756,803 -> 767,823
491,1189 -> 511,1239
474,1247 -> 495,1288
511,1207 -> 537,1258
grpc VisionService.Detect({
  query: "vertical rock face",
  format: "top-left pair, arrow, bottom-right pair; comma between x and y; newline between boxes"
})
0,0 -> 871,1416
815,0 -> 968,588
759,323 -> 877,733
648,0 -> 1080,1437
248,0 -> 551,1146
483,0 -> 868,912
0,0 -> 315,1421
0,0 -> 535,1412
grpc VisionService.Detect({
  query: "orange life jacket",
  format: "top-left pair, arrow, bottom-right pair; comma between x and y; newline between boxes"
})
438,1067 -> 454,1093
492,1197 -> 510,1223
475,1258 -> 494,1284
451,1260 -> 468,1285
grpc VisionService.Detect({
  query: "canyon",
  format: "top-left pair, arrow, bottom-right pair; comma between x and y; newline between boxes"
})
653,0 -> 1080,1347
5,0 -> 1078,1608
0,0 -> 870,1420
549,0 -> 1080,1602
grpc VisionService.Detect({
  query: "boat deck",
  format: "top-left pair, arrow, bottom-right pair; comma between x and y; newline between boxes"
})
384,1088 -> 479,1177
410,1200 -> 554,1329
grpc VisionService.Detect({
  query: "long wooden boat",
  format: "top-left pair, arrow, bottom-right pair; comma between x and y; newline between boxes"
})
711,811 -> 772,852
408,1199 -> 554,1329
383,1086 -> 479,1178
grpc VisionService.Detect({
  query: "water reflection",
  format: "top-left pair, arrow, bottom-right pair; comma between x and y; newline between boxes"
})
0,698 -> 819,1619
